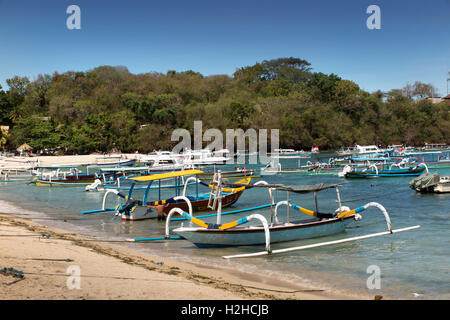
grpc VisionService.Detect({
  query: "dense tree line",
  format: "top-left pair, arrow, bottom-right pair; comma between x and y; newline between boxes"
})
0,58 -> 448,154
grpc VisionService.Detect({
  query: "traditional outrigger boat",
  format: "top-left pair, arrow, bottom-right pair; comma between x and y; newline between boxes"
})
162,172 -> 420,258
88,167 -> 256,192
81,169 -> 252,221
341,162 -> 428,178
32,165 -> 143,186
260,160 -> 354,176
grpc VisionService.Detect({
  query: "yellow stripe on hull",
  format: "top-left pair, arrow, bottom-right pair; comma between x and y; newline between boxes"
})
219,220 -> 238,230
337,209 -> 356,218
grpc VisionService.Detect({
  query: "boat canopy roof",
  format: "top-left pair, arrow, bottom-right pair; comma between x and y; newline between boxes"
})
131,169 -> 204,182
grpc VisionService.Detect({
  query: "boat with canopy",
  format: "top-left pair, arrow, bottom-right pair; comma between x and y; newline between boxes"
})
32,164 -> 146,186
162,172 -> 420,258
81,169 -> 252,221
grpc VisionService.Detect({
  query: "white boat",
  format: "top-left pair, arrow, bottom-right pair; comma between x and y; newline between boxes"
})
269,149 -> 311,159
179,149 -> 231,166
0,166 -> 34,181
410,172 -> 450,193
138,151 -> 187,172
337,145 -> 383,156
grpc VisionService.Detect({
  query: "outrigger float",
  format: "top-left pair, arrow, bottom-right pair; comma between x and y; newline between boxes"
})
81,169 -> 253,221
160,172 -> 420,259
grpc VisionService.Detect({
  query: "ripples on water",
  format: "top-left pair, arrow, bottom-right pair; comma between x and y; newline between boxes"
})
0,154 -> 449,299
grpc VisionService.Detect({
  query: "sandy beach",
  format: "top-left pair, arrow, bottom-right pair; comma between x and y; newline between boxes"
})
0,212 -> 366,300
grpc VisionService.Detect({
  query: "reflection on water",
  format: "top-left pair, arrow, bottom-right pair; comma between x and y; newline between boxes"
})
0,154 -> 449,299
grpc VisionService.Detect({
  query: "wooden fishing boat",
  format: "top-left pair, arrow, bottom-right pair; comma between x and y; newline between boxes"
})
33,165 -> 138,186
170,183 -> 359,247
81,169 -> 252,221
163,178 -> 420,258
343,163 -> 427,178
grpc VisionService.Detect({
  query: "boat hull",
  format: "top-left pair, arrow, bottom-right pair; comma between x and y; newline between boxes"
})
174,216 -> 355,247
124,190 -> 245,220
161,190 -> 245,215
345,166 -> 425,178
35,172 -> 119,185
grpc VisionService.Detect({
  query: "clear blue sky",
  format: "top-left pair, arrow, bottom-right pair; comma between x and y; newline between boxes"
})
1,0 -> 449,95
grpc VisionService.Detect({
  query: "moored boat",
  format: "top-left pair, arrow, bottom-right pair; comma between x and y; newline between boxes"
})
164,181 -> 420,257
409,172 -> 450,193
82,169 -> 252,221
342,163 -> 427,178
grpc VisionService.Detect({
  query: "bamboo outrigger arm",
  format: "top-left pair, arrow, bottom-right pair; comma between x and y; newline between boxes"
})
102,189 -> 122,211
336,201 -> 392,233
165,208 -> 185,238
182,177 -> 200,197
165,208 -> 272,254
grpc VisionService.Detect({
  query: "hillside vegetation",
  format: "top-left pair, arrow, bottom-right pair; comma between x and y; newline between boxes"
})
0,58 -> 448,154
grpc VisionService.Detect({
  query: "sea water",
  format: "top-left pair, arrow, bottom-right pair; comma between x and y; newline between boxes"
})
0,153 -> 448,299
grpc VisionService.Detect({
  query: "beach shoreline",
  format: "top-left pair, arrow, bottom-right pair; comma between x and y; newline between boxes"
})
0,213 -> 370,300
0,154 -> 376,300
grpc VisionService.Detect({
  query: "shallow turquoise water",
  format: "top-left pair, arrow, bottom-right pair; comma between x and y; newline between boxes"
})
0,154 -> 449,299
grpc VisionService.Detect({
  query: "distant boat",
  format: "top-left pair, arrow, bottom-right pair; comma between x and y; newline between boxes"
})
270,149 -> 311,159
342,163 -> 427,178
410,172 -> 450,193
138,151 -> 187,172
33,165 -> 125,186
180,149 -> 231,166
337,145 -> 383,156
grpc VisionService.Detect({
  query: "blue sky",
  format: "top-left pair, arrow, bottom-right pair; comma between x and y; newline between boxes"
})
0,0 -> 449,95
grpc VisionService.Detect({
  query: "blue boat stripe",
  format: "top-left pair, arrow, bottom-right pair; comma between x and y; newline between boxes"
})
236,217 -> 248,225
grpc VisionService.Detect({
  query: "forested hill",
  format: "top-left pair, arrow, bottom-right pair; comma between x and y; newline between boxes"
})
0,58 -> 448,154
